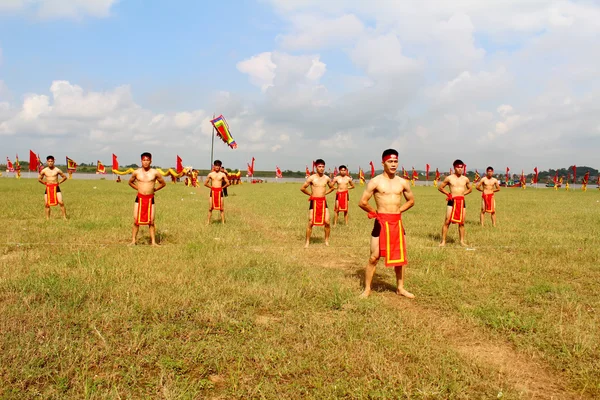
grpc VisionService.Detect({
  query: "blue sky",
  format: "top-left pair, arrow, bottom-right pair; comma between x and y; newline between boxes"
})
1,0 -> 599,171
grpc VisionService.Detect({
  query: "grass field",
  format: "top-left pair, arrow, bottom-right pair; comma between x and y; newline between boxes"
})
1,178 -> 599,399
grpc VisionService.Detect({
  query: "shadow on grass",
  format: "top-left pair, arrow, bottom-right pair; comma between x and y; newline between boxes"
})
350,267 -> 397,294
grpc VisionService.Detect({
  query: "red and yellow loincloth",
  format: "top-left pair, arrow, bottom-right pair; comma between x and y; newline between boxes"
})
136,193 -> 154,226
482,193 -> 494,213
336,190 -> 349,212
377,213 -> 407,267
310,197 -> 327,226
450,196 -> 465,224
211,187 -> 223,210
46,184 -> 59,206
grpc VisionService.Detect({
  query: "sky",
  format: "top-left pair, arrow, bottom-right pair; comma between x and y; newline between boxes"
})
1,0 -> 599,172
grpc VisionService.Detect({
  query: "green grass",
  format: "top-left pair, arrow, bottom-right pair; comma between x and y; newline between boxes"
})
1,179 -> 599,398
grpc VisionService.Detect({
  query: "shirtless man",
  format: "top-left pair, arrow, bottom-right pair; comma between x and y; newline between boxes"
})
38,155 -> 68,219
128,152 -> 166,246
476,166 -> 500,227
220,165 -> 229,197
204,160 -> 230,225
330,165 -> 355,226
358,149 -> 415,298
438,159 -> 472,247
300,159 -> 334,248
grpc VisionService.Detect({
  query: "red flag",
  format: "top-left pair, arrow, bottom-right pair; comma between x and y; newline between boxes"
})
276,166 -> 283,179
112,154 -> 119,171
15,154 -> 21,171
359,167 -> 365,184
505,167 -> 510,183
411,166 -> 418,180
305,165 -> 310,177
176,155 -> 183,174
583,171 -> 590,185
435,168 -> 440,181
426,164 -> 430,181
97,160 -> 106,174
251,157 -> 255,175
520,170 -> 525,184
333,166 -> 338,177
533,167 -> 538,184
36,153 -> 43,173
66,157 -> 77,172
29,150 -> 38,171
553,170 -> 558,184
572,165 -> 577,183
369,161 -> 375,179
6,157 -> 14,172
247,163 -> 253,177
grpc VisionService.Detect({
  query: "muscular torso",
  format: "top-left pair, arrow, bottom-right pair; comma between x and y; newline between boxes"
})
308,174 -> 330,197
334,175 -> 352,192
373,175 -> 407,214
40,167 -> 62,184
133,168 -> 161,195
208,171 -> 227,188
479,177 -> 498,194
446,175 -> 470,196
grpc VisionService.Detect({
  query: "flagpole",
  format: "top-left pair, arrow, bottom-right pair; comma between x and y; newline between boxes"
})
210,113 -> 215,169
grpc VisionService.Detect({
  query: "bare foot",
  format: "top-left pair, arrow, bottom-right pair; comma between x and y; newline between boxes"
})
438,242 -> 446,247
397,288 -> 415,299
151,243 -> 161,247
325,241 -> 329,246
303,242 -> 309,249
128,242 -> 136,247
460,242 -> 467,247
359,289 -> 371,298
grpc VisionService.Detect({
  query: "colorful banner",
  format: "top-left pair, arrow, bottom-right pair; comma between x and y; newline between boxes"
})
66,157 -> 77,172
29,150 -> 38,172
210,115 -> 237,149
6,157 -> 14,172
276,166 -> 283,179
112,154 -> 119,171
505,167 -> 510,183
369,161 -> 375,179
359,167 -> 365,185
97,160 -> 106,174
176,155 -> 183,174
426,164 -> 430,181
533,167 -> 539,184
572,165 -> 577,183
305,165 -> 310,177
474,170 -> 481,183
411,167 -> 418,180
333,166 -> 338,177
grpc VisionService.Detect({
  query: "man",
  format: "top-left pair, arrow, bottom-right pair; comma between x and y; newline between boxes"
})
358,149 -> 415,298
128,152 -> 166,246
204,160 -> 230,224
220,165 -> 229,197
300,159 -> 333,248
38,155 -> 68,220
438,159 -> 472,246
476,166 -> 500,227
330,165 -> 355,226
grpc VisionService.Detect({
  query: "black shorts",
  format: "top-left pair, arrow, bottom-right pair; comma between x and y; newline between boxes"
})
135,196 -> 155,204
44,186 -> 61,194
309,200 -> 328,210
447,200 -> 466,208
371,218 -> 406,237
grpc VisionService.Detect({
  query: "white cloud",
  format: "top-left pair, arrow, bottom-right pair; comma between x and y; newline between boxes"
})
0,0 -> 118,19
277,13 -> 364,50
236,52 -> 277,92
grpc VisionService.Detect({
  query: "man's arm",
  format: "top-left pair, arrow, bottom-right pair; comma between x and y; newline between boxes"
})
325,177 -> 336,195
464,179 -> 473,196
57,169 -> 67,185
128,171 -> 138,191
400,181 -> 415,213
475,180 -> 483,192
493,180 -> 501,192
358,178 -> 377,215
154,173 -> 167,192
438,177 -> 452,199
348,178 -> 355,190
204,173 -> 212,189
300,177 -> 312,196
38,170 -> 46,185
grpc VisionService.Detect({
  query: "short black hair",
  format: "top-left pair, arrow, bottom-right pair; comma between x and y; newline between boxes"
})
315,159 -> 325,166
382,149 -> 398,160
141,152 -> 152,159
339,165 -> 347,170
214,160 -> 222,167
486,166 -> 494,171
46,155 -> 54,161
453,159 -> 464,167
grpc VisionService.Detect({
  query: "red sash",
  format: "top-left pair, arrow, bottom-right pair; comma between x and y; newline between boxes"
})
136,193 -> 154,226
211,187 -> 223,210
483,193 -> 494,213
450,196 -> 465,224
336,190 -> 348,212
377,213 -> 407,267
46,184 -> 59,207
311,197 -> 326,226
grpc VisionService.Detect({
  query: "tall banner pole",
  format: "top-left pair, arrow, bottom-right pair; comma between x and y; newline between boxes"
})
210,114 -> 215,169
